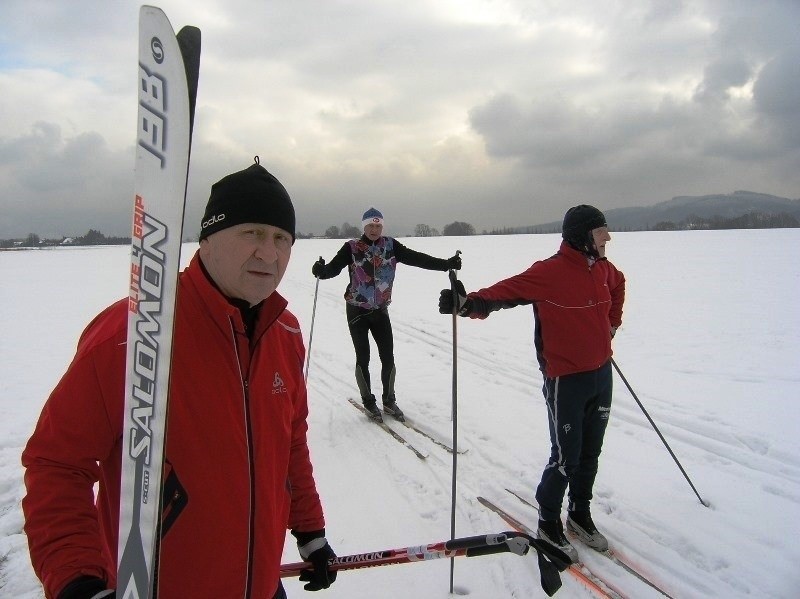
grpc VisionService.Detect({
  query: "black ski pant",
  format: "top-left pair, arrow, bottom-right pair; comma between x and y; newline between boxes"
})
346,303 -> 396,402
535,361 -> 612,521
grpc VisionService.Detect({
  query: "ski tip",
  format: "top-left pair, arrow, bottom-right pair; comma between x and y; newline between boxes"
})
176,25 -> 202,43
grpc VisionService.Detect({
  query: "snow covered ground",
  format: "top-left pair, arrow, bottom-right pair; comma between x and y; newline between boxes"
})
1,229 -> 798,598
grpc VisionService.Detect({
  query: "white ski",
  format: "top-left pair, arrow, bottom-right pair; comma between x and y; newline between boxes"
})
117,6 -> 199,598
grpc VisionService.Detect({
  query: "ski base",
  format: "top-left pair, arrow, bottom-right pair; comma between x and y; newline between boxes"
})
347,398 -> 428,460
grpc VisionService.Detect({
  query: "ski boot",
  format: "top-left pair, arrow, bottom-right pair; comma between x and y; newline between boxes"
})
567,510 -> 609,551
362,394 -> 383,422
382,394 -> 405,422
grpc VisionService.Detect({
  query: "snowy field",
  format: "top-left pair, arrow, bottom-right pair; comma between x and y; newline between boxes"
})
1,229 -> 798,598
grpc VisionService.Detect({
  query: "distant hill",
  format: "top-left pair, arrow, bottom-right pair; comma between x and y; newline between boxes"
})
521,191 -> 800,232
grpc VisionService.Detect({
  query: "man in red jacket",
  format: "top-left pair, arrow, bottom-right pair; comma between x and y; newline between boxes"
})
439,205 -> 625,563
22,159 -> 337,599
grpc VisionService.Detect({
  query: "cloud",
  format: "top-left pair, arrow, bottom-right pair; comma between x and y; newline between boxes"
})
1,0 -> 798,239
0,122 -> 132,238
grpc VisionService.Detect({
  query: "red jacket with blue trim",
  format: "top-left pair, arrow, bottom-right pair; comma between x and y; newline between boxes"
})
22,251 -> 325,599
467,241 -> 625,379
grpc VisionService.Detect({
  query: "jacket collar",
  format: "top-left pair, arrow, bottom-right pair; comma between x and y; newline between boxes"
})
185,250 -> 288,338
558,240 -> 607,267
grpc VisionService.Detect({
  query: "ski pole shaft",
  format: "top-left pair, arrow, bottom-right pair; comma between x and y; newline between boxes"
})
304,260 -> 322,383
448,251 -> 461,593
611,358 -> 709,507
280,532 -> 528,578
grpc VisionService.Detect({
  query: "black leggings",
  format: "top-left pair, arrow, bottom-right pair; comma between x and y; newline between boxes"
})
346,303 -> 395,400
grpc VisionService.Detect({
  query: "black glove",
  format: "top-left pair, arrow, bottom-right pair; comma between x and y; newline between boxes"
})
293,529 -> 337,591
311,257 -> 325,278
446,253 -> 462,270
438,279 -> 471,316
58,576 -> 114,599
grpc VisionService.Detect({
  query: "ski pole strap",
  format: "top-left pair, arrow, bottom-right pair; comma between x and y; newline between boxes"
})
448,267 -> 458,288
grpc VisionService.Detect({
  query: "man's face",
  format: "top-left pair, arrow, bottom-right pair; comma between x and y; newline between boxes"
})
591,226 -> 611,258
199,223 -> 292,306
364,222 -> 383,241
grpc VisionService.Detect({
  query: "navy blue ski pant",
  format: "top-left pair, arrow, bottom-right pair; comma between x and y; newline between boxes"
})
535,361 -> 613,521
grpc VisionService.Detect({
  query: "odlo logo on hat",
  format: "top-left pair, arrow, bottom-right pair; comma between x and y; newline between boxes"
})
202,213 -> 226,230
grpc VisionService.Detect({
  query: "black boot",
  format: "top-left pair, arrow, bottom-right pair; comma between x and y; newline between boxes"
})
382,394 -> 405,422
362,394 -> 383,422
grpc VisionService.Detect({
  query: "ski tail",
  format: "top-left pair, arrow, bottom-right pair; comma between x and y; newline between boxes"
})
504,489 -> 674,598
347,398 -> 428,459
478,496 -> 621,599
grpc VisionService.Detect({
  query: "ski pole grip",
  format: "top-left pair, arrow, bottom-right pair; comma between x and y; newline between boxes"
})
448,250 -> 462,283
445,533 -> 506,551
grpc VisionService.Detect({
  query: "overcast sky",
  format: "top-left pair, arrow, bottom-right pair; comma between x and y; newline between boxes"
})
1,0 -> 798,239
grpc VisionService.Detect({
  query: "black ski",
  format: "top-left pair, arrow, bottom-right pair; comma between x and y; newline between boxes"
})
347,398 -> 428,460
505,489 -> 675,599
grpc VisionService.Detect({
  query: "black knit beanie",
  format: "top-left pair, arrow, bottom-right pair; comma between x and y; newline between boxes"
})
199,156 -> 295,242
562,205 -> 607,254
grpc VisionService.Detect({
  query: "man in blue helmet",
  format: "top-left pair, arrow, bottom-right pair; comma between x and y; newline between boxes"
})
438,205 -> 625,562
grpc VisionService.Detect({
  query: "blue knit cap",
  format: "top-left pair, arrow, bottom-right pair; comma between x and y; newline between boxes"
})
362,207 -> 384,229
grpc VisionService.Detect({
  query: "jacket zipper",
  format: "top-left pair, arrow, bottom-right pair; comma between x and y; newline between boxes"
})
230,317 -> 256,599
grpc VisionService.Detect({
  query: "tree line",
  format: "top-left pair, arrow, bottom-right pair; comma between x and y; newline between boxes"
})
650,211 -> 798,231
3,211 -> 796,248
1,229 -> 132,249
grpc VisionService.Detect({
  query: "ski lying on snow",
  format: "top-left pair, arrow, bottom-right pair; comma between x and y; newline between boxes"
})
505,489 -> 675,599
347,398 -> 428,460
477,496 -> 624,599
398,417 -> 467,455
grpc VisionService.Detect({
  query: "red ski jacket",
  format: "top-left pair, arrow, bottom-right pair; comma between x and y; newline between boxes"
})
22,251 -> 325,599
467,241 -> 625,378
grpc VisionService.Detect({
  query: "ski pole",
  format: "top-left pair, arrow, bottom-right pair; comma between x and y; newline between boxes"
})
611,358 -> 710,507
304,258 -> 322,383
280,530 -> 569,595
447,251 -> 461,594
